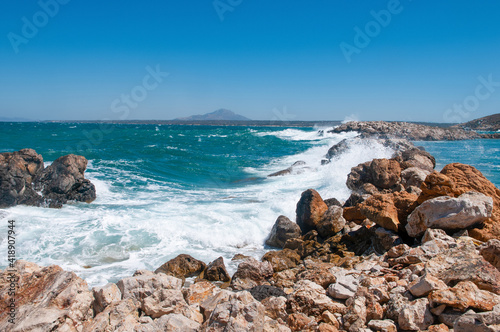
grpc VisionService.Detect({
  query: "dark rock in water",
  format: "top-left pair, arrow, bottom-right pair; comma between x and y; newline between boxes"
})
265,215 -> 302,248
268,161 -> 308,177
330,121 -> 479,141
204,257 -> 230,282
316,206 -> 346,238
324,197 -> 342,207
326,139 -> 350,159
249,285 -> 286,301
0,149 -> 96,208
0,149 -> 44,208
296,189 -> 328,234
155,254 -> 206,280
34,154 -> 96,207
346,161 -> 372,193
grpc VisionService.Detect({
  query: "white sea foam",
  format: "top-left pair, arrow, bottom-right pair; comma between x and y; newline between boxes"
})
0,128 -> 398,287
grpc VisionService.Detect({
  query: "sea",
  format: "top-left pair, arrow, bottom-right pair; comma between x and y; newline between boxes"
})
0,122 -> 499,287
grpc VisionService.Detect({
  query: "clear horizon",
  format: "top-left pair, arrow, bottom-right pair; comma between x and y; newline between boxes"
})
1,1 -> 499,123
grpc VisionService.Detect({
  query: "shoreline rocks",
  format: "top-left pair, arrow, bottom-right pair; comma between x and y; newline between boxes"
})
0,149 -> 96,208
2,137 -> 500,331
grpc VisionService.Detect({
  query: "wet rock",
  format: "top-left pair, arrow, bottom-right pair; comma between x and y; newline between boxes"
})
296,189 -> 329,233
262,249 -> 301,272
92,282 -> 122,314
326,138 -> 350,159
454,304 -> 500,332
317,205 -> 346,238
266,215 -> 302,248
324,197 -> 342,207
369,158 -> 401,189
269,161 -> 308,177
249,285 -> 287,301
406,191 -> 493,237
34,154 -> 96,206
0,149 -> 44,207
230,257 -> 273,290
398,298 -> 434,331
429,281 -> 500,312
0,260 -> 93,332
346,161 -> 373,194
480,239 -> 500,271
204,256 -> 231,282
155,254 -> 206,280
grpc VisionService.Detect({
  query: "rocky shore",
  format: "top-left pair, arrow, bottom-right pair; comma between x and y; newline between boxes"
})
329,121 -> 481,141
1,141 -> 500,331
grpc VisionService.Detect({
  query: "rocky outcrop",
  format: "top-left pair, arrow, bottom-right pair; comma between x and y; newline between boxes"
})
155,254 -> 206,281
266,215 -> 302,248
459,113 -> 500,132
0,149 -> 96,208
268,161 -> 309,177
330,121 -> 480,140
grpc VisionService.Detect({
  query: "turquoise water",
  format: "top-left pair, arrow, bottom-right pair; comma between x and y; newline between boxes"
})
0,122 -> 498,286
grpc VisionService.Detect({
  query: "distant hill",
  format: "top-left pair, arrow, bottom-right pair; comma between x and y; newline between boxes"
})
460,113 -> 500,131
174,109 -> 251,121
0,116 -> 33,122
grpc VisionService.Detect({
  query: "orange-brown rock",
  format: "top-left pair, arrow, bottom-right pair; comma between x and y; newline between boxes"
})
359,194 -> 400,232
429,281 -> 500,312
419,163 -> 500,241
296,189 -> 329,233
155,254 -> 206,280
343,205 -> 366,223
370,158 -> 402,189
262,249 -> 301,273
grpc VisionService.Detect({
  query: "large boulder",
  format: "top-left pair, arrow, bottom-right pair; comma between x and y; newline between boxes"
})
419,163 -> 500,241
34,154 -> 96,207
296,189 -> 329,234
0,149 -> 44,207
265,215 -> 302,248
429,281 -> 500,312
406,191 -> 493,237
155,254 -> 206,280
359,194 -> 400,232
369,158 -> 401,189
0,260 -> 93,331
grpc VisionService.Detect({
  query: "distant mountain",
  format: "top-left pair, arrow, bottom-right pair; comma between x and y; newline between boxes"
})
460,113 -> 500,131
175,109 -> 251,121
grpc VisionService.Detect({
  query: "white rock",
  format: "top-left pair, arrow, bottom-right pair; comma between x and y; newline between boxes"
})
406,191 -> 493,237
398,298 -> 434,331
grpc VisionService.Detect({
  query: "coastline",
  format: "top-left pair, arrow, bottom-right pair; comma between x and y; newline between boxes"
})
1,122 -> 500,331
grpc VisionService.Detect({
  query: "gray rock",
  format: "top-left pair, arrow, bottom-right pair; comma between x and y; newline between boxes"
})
155,313 -> 201,332
265,215 -> 302,248
92,283 -> 122,314
406,191 -> 493,237
454,304 -> 500,332
317,205 -> 346,238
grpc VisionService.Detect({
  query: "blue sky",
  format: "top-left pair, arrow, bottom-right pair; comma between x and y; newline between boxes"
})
0,0 -> 499,122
